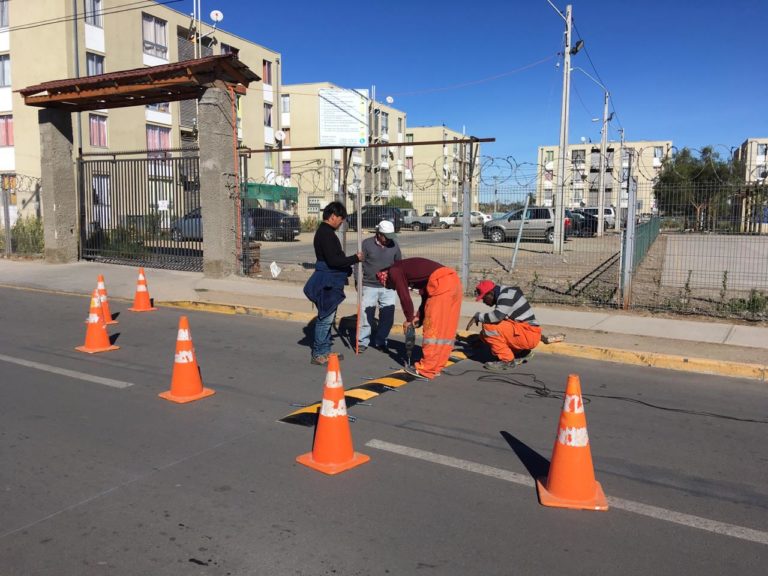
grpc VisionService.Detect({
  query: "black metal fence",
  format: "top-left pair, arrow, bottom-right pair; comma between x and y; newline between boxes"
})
79,148 -> 202,271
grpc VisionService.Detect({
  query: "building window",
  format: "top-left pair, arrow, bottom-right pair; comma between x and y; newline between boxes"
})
146,124 -> 171,156
264,146 -> 273,169
653,146 -> 664,159
89,115 -> 108,147
263,103 -> 272,127
147,102 -> 170,113
0,54 -> 10,87
572,149 -> 585,165
262,60 -> 272,85
281,94 -> 290,114
281,127 -> 291,146
0,114 -> 13,146
0,0 -> 9,28
406,133 -> 413,143
397,117 -> 403,134
142,14 -> 168,59
86,52 -> 104,76
221,43 -> 239,56
397,172 -> 403,187
545,150 -> 554,163
85,0 -> 103,27
380,172 -> 390,190
380,111 -> 389,134
282,161 -> 291,178
405,157 -> 413,171
757,144 -> 767,157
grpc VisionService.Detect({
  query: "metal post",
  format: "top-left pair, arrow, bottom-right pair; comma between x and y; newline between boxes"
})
553,4 -> 573,255
622,150 -> 636,309
597,89 -> 609,237
510,194 -> 531,271
2,186 -> 11,257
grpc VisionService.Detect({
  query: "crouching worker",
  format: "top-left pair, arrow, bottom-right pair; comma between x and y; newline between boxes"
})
467,280 -> 541,372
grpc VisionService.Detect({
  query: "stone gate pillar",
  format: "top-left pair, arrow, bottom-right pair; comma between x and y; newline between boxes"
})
198,82 -> 239,277
39,109 -> 77,263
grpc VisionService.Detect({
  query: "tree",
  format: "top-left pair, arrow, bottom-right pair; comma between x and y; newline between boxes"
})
654,147 -> 743,230
385,197 -> 413,209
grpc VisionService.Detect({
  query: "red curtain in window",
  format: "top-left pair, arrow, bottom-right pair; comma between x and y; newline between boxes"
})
0,115 -> 14,146
89,115 -> 106,147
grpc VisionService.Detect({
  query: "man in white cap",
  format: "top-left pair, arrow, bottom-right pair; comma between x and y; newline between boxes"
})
356,220 -> 402,353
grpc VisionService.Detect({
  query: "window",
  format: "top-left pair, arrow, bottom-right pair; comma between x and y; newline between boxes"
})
262,60 -> 272,85
85,0 -> 103,27
757,144 -> 767,157
0,54 -> 10,87
380,172 -> 390,190
572,149 -> 586,164
147,102 -> 170,113
0,115 -> 13,146
0,0 -> 8,28
221,43 -> 239,56
146,124 -> 170,156
142,14 -> 168,59
380,112 -> 389,134
86,52 -> 104,76
397,172 -> 403,187
263,103 -> 273,127
281,128 -> 291,146
89,114 -> 107,147
264,146 -> 273,169
545,150 -> 554,163
282,161 -> 291,178
405,157 -> 413,171
406,133 -> 413,143
653,146 -> 664,159
380,147 -> 389,163
397,118 -> 403,134
281,94 -> 290,114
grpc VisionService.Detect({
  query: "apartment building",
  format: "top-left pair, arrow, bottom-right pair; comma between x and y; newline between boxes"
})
734,138 -> 768,183
281,82 -> 407,220
2,0 -> 280,221
406,126 -> 480,215
536,139 -> 672,216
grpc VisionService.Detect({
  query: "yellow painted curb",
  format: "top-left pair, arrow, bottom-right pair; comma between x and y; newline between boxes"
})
159,300 -> 316,322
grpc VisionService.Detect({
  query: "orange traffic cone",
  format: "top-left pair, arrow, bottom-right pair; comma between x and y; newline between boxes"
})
96,274 -> 118,325
536,374 -> 608,511
296,353 -> 370,475
76,289 -> 120,354
159,316 -> 215,403
128,268 -> 157,312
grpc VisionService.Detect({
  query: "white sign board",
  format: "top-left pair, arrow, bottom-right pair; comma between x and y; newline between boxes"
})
318,88 -> 369,147
157,200 -> 169,211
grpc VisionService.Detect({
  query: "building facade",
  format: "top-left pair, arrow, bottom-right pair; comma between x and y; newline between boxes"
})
536,139 -> 672,216
734,138 -> 768,183
2,0 -> 280,222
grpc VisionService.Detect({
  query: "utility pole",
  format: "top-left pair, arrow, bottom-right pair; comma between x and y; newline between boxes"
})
553,4 -> 574,255
596,89 -> 609,237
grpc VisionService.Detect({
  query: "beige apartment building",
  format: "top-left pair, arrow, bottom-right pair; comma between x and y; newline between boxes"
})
2,0 -> 281,223
280,82 -> 407,220
406,126 -> 480,215
536,139 -> 672,216
734,138 -> 768,183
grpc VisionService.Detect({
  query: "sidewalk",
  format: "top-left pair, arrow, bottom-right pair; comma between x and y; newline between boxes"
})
1,259 -> 766,381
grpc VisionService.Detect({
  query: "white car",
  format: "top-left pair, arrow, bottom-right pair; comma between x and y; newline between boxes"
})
449,211 -> 489,227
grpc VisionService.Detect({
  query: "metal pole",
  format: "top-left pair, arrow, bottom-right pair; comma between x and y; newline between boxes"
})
553,4 -> 573,255
597,89 -> 609,237
510,194 -> 531,271
2,186 -> 11,257
622,150 -> 636,309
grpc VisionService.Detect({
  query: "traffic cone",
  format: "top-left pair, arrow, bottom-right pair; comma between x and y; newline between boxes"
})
76,289 -> 119,354
96,274 -> 118,325
536,374 -> 608,511
159,316 -> 215,403
128,268 -> 157,312
296,353 -> 370,475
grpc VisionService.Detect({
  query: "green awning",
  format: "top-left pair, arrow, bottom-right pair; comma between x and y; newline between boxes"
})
242,183 -> 298,202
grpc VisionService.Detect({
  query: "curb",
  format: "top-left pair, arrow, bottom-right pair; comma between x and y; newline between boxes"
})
158,300 -> 768,382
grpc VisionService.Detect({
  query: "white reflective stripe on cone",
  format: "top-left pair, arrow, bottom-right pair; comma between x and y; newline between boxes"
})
563,394 -> 584,413
136,285 -> 148,292
557,426 -> 589,447
87,313 -> 101,323
177,329 -> 191,341
175,350 -> 195,364
325,371 -> 342,388
320,398 -> 347,418
139,273 -> 146,280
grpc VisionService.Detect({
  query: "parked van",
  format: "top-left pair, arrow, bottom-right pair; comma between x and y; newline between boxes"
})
581,207 -> 616,229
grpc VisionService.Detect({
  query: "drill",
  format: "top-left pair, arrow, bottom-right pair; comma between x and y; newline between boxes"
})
404,323 -> 416,367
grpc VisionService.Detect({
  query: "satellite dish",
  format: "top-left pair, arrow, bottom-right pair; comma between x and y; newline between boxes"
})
210,10 -> 224,22
385,96 -> 394,104
274,175 -> 286,186
275,130 -> 286,142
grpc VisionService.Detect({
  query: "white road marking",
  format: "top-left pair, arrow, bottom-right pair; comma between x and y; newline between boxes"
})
0,353 -> 133,389
366,439 -> 768,546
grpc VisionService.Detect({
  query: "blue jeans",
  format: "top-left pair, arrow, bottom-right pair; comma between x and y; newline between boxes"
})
312,308 -> 337,358
359,286 -> 396,347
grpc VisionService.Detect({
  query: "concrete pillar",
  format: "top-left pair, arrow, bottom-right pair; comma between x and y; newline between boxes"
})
39,109 -> 78,263
198,83 -> 239,278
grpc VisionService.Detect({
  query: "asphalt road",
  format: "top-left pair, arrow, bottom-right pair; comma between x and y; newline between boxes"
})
1,288 -> 767,575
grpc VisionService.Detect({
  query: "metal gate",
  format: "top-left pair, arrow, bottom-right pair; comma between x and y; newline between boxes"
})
79,148 -> 202,271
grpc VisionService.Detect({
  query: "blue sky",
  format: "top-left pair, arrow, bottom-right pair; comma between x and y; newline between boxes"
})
172,0 -> 765,172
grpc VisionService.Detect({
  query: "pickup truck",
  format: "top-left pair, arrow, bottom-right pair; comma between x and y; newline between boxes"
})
422,210 -> 455,229
400,208 -> 439,231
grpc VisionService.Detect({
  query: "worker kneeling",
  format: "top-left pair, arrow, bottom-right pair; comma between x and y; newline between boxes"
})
468,280 -> 541,372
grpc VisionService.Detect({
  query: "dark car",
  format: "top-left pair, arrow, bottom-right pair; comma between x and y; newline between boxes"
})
347,205 -> 402,232
171,207 -> 300,242
566,209 -> 599,237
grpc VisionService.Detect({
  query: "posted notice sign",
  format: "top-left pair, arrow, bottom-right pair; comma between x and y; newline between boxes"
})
318,88 -> 369,147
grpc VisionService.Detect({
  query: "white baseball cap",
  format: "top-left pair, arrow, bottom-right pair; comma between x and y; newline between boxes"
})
376,220 -> 397,239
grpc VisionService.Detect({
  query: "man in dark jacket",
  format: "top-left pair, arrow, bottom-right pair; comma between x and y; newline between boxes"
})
303,201 -> 362,365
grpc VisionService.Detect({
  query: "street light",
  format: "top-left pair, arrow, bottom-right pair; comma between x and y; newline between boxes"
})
572,66 -> 610,236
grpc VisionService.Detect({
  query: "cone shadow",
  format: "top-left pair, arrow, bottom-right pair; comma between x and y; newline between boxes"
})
109,333 -> 121,345
500,431 -> 550,480
111,311 -> 120,321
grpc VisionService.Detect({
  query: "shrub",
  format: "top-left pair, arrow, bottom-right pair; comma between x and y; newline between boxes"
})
301,217 -> 319,233
11,216 -> 44,254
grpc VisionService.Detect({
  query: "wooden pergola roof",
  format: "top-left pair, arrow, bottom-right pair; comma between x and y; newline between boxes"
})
18,54 -> 260,112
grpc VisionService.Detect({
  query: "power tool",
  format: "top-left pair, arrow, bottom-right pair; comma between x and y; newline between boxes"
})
404,323 -> 416,367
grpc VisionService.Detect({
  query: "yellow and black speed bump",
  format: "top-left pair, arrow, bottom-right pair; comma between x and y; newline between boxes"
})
280,349 -> 470,427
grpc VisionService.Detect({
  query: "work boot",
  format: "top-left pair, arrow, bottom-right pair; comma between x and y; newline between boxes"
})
483,360 -> 519,372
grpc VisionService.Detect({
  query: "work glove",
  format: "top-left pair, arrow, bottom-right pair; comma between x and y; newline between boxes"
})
465,313 -> 480,331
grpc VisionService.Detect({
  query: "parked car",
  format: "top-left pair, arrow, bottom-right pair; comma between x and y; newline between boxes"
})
347,205 -> 403,232
566,209 -> 598,237
423,210 -> 455,229
482,206 -> 571,243
449,211 -> 489,227
581,206 -> 616,230
170,206 -> 300,242
399,208 -> 439,231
